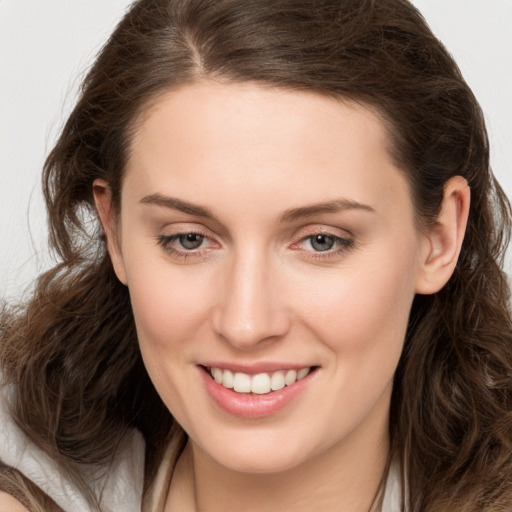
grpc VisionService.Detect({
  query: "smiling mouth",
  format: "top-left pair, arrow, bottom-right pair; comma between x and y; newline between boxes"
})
203,366 -> 316,395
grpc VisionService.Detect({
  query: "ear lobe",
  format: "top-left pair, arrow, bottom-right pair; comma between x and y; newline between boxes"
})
92,179 -> 127,285
415,176 -> 470,295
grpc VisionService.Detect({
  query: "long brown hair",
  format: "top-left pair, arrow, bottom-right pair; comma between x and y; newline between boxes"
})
1,0 -> 511,510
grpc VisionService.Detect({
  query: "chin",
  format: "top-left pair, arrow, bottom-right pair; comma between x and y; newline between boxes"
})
214,449 -> 308,475
193,427 -> 320,475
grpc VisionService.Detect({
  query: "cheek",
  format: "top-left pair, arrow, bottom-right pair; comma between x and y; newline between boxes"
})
298,246 -> 418,440
124,257 -> 218,420
296,241 -> 418,360
122,252 -> 214,355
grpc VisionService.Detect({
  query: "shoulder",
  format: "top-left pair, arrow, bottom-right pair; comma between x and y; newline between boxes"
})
0,376 -> 145,510
0,492 -> 30,512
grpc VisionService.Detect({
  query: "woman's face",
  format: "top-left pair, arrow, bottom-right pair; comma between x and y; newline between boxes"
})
108,82 -> 431,473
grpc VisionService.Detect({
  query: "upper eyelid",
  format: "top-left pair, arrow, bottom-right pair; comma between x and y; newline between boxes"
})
159,224 -> 216,240
292,223 -> 354,240
157,220 -> 232,243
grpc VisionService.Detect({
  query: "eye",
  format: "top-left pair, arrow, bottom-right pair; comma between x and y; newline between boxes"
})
290,231 -> 354,259
308,234 -> 337,252
156,229 -> 218,260
177,233 -> 205,250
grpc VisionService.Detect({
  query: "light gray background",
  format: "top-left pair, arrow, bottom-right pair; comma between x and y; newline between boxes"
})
1,0 -> 511,299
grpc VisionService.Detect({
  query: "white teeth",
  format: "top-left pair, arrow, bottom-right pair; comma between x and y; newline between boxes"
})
223,369 -> 234,389
212,367 -> 223,384
297,367 -> 309,380
209,366 -> 311,394
251,373 -> 271,394
270,371 -> 285,391
233,372 -> 251,393
284,369 -> 297,386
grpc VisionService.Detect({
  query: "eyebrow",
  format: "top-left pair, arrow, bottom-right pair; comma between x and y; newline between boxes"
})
280,199 -> 375,223
140,194 -> 217,219
140,193 -> 375,222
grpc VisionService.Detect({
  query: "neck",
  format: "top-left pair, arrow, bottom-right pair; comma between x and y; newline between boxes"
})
167,411 -> 390,512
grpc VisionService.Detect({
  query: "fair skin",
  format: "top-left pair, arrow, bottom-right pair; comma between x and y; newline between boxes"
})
0,83 -> 469,512
84,81 -> 469,512
0,492 -> 30,512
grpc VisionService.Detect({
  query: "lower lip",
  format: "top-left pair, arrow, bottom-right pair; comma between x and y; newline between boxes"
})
200,367 -> 316,419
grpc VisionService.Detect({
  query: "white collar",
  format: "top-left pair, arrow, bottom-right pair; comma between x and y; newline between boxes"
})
0,381 -> 145,512
380,457 -> 403,511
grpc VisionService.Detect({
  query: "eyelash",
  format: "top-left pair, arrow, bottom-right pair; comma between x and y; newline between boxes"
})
156,231 -> 213,260
156,231 -> 354,261
290,233 -> 354,259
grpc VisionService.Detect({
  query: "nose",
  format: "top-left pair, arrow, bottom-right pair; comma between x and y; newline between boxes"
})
211,249 -> 291,350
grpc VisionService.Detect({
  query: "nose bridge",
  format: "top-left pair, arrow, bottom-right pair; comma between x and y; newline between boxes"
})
212,243 -> 289,348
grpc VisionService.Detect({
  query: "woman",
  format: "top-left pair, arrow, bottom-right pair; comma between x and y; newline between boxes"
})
1,0 -> 511,511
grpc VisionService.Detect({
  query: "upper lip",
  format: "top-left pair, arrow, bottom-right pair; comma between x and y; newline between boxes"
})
200,361 -> 316,375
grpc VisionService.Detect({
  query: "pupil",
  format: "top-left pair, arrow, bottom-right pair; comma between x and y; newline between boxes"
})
311,234 -> 334,251
179,233 -> 203,249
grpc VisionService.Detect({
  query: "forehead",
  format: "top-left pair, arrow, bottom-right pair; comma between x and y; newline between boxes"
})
124,81 -> 412,220
130,81 -> 391,160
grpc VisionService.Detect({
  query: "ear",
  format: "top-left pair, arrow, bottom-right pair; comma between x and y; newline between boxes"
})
92,179 -> 127,285
415,176 -> 470,295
